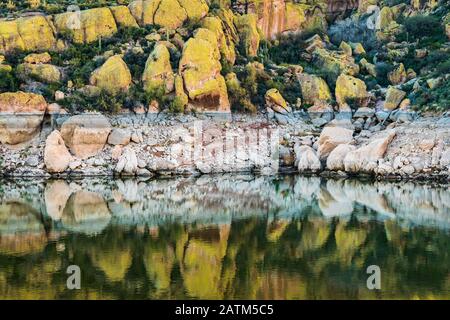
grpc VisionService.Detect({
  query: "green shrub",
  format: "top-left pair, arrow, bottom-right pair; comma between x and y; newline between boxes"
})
0,69 -> 19,92
402,15 -> 443,41
168,96 -> 186,113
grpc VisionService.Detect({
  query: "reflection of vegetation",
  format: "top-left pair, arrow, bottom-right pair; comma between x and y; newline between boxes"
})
0,211 -> 449,299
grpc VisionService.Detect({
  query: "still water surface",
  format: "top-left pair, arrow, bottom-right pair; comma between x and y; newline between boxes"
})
0,175 -> 449,299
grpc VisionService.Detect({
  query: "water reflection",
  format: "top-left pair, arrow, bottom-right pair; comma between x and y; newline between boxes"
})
0,175 -> 449,299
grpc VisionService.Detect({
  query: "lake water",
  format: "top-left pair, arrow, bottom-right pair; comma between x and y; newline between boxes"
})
0,175 -> 449,299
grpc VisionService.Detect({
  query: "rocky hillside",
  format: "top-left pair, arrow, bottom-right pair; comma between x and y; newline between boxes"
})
0,0 -> 448,115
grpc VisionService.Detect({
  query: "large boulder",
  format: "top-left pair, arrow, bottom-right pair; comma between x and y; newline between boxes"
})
154,0 -> 187,30
44,130 -> 74,173
54,7 -> 118,44
60,114 -> 112,159
0,16 -> 56,53
16,63 -> 62,84
384,87 -> 406,111
265,88 -> 289,114
335,74 -> 369,111
202,16 -> 236,65
128,0 -> 161,26
0,92 -> 47,145
142,43 -> 175,93
326,144 -> 356,171
234,14 -> 260,58
178,0 -> 208,21
312,48 -> 359,83
344,131 -> 396,173
89,55 -> 132,95
296,145 -> 322,172
115,147 -> 138,175
388,63 -> 406,85
317,126 -> 354,161
298,73 -> 332,106
110,5 -> 139,28
178,32 -> 230,112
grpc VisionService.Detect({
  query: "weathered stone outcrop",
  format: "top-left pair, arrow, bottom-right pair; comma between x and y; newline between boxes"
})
0,16 -> 56,53
298,73 -> 332,105
313,48 -> 360,83
128,0 -> 208,29
317,126 -> 354,160
142,43 -> 175,93
60,114 -> 112,159
54,7 -> 118,44
335,74 -> 369,111
110,5 -> 139,28
16,57 -> 62,84
234,14 -> 260,57
178,31 -> 230,112
265,88 -> 289,114
296,145 -> 322,172
89,55 -> 132,95
384,87 -> 406,111
344,131 -> 396,173
202,16 -> 236,65
326,143 -> 356,171
0,92 -> 47,145
115,147 -> 138,175
44,130 -> 73,173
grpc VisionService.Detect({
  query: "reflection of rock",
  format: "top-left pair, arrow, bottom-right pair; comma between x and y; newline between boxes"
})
0,201 -> 46,255
144,245 -> 175,293
182,225 -> 230,299
318,187 -> 354,218
92,248 -> 132,282
62,191 -> 111,234
296,220 -> 331,254
44,180 -> 71,221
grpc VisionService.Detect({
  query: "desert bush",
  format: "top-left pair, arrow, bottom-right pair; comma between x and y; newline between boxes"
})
400,15 -> 444,42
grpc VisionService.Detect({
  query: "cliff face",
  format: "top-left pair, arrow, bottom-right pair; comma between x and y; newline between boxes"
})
233,0 -> 359,39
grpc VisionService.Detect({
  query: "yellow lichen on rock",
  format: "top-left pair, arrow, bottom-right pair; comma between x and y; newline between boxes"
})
128,0 -> 161,26
153,0 -> 187,30
54,7 -> 118,44
193,28 -> 220,60
265,88 -> 288,113
178,0 -> 208,21
202,16 -> 236,65
0,20 -> 25,53
0,91 -> 47,145
90,55 -> 132,95
234,14 -> 260,58
174,74 -> 188,107
284,3 -> 307,33
142,43 -> 175,93
298,73 -> 332,106
17,63 -> 62,84
335,74 -> 369,111
17,16 -> 56,52
110,5 -> 139,28
179,35 -> 230,112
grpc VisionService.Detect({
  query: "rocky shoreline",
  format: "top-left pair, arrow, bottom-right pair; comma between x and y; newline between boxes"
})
1,111 -> 449,181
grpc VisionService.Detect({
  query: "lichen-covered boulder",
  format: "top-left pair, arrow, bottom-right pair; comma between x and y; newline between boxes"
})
128,0 -> 160,26
335,74 -> 369,111
0,16 -> 56,54
142,43 -> 175,93
60,114 -> 112,159
16,63 -> 62,84
0,92 -> 47,145
179,34 -> 230,112
89,55 -> 132,95
24,52 -> 52,64
54,7 -> 118,44
388,63 -> 406,85
384,87 -> 406,111
194,28 -> 220,60
44,130 -> 73,173
339,41 -> 352,56
265,88 -> 289,114
202,16 -> 236,65
0,20 -> 25,53
284,3 -> 307,33
234,14 -> 260,58
154,0 -> 187,30
360,58 -> 377,77
174,74 -> 189,108
298,73 -> 332,106
178,0 -> 208,21
313,48 -> 360,83
110,5 -> 139,28
17,16 -> 57,52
